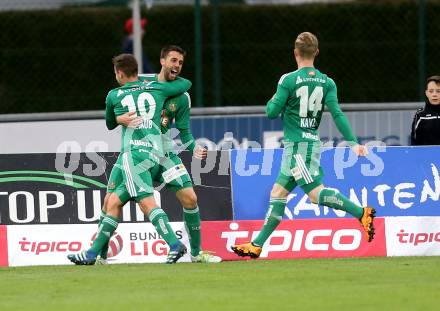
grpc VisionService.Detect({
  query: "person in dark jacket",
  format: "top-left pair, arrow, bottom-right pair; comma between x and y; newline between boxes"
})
122,18 -> 155,74
411,75 -> 440,145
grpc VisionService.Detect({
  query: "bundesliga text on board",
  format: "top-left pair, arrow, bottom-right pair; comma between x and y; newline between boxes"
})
7,218 -> 440,266
5,223 -> 191,266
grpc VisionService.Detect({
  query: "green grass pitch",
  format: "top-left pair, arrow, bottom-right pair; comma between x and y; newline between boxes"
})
1,257 -> 439,311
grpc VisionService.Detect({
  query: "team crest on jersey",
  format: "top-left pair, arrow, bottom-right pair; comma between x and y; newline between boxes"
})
168,102 -> 177,112
161,116 -> 169,126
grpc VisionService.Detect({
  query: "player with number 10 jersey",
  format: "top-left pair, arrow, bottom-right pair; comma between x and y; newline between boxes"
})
105,59 -> 191,203
67,54 -> 191,265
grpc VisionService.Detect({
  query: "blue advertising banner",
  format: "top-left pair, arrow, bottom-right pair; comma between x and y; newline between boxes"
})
231,146 -> 440,220
189,111 -> 414,149
190,116 -> 282,149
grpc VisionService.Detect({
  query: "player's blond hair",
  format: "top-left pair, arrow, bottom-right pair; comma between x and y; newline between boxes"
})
295,32 -> 319,59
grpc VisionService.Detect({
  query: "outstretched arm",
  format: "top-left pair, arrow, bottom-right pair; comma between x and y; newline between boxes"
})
325,80 -> 358,144
325,79 -> 367,155
174,93 -> 206,158
179,128 -> 197,152
179,129 -> 206,159
327,103 -> 358,144
161,77 -> 192,98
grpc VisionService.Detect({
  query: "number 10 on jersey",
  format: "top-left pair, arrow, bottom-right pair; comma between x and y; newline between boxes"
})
121,92 -> 157,129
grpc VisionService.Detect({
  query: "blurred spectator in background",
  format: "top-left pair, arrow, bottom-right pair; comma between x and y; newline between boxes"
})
411,76 -> 440,145
122,17 -> 155,74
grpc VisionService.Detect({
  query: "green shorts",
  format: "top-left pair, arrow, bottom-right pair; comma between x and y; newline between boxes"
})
107,151 -> 158,203
151,152 -> 193,192
107,152 -> 192,202
276,141 -> 323,194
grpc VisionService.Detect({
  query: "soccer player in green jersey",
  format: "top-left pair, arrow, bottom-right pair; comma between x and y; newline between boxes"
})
114,46 -> 221,263
231,32 -> 376,259
68,53 -> 192,265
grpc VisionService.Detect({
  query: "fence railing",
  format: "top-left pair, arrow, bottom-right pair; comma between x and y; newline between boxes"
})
0,1 -> 435,113
0,102 -> 423,123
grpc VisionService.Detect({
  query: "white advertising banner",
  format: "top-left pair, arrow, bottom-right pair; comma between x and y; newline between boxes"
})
0,120 -> 120,154
385,216 -> 440,256
7,222 -> 191,267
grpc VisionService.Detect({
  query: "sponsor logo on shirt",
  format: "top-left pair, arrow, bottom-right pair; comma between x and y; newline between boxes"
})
130,140 -> 153,148
117,84 -> 155,96
296,76 -> 326,85
302,132 -> 319,141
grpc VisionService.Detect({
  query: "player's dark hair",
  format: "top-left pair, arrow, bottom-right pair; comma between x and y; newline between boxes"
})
160,45 -> 186,59
426,75 -> 440,88
112,54 -> 138,77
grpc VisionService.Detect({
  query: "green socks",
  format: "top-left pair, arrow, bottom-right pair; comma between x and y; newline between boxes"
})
98,210 -> 110,259
148,208 -> 179,246
98,210 -> 106,226
183,206 -> 201,257
253,198 -> 286,247
252,189 -> 364,249
318,188 -> 363,219
98,208 -> 182,258
90,215 -> 118,255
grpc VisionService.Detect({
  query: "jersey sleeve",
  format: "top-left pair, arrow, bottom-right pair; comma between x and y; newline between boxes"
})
105,91 -> 118,130
175,92 -> 191,130
175,93 -> 196,152
325,78 -> 358,144
138,74 -> 157,82
160,77 -> 192,97
266,74 -> 290,119
410,110 -> 421,145
179,129 -> 196,152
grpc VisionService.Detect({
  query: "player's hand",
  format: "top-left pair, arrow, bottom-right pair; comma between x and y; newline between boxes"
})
117,112 -> 143,128
351,144 -> 368,157
194,145 -> 207,160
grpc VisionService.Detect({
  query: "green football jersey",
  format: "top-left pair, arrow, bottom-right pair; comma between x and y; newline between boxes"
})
266,67 -> 357,143
138,74 -> 196,152
105,77 -> 192,157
